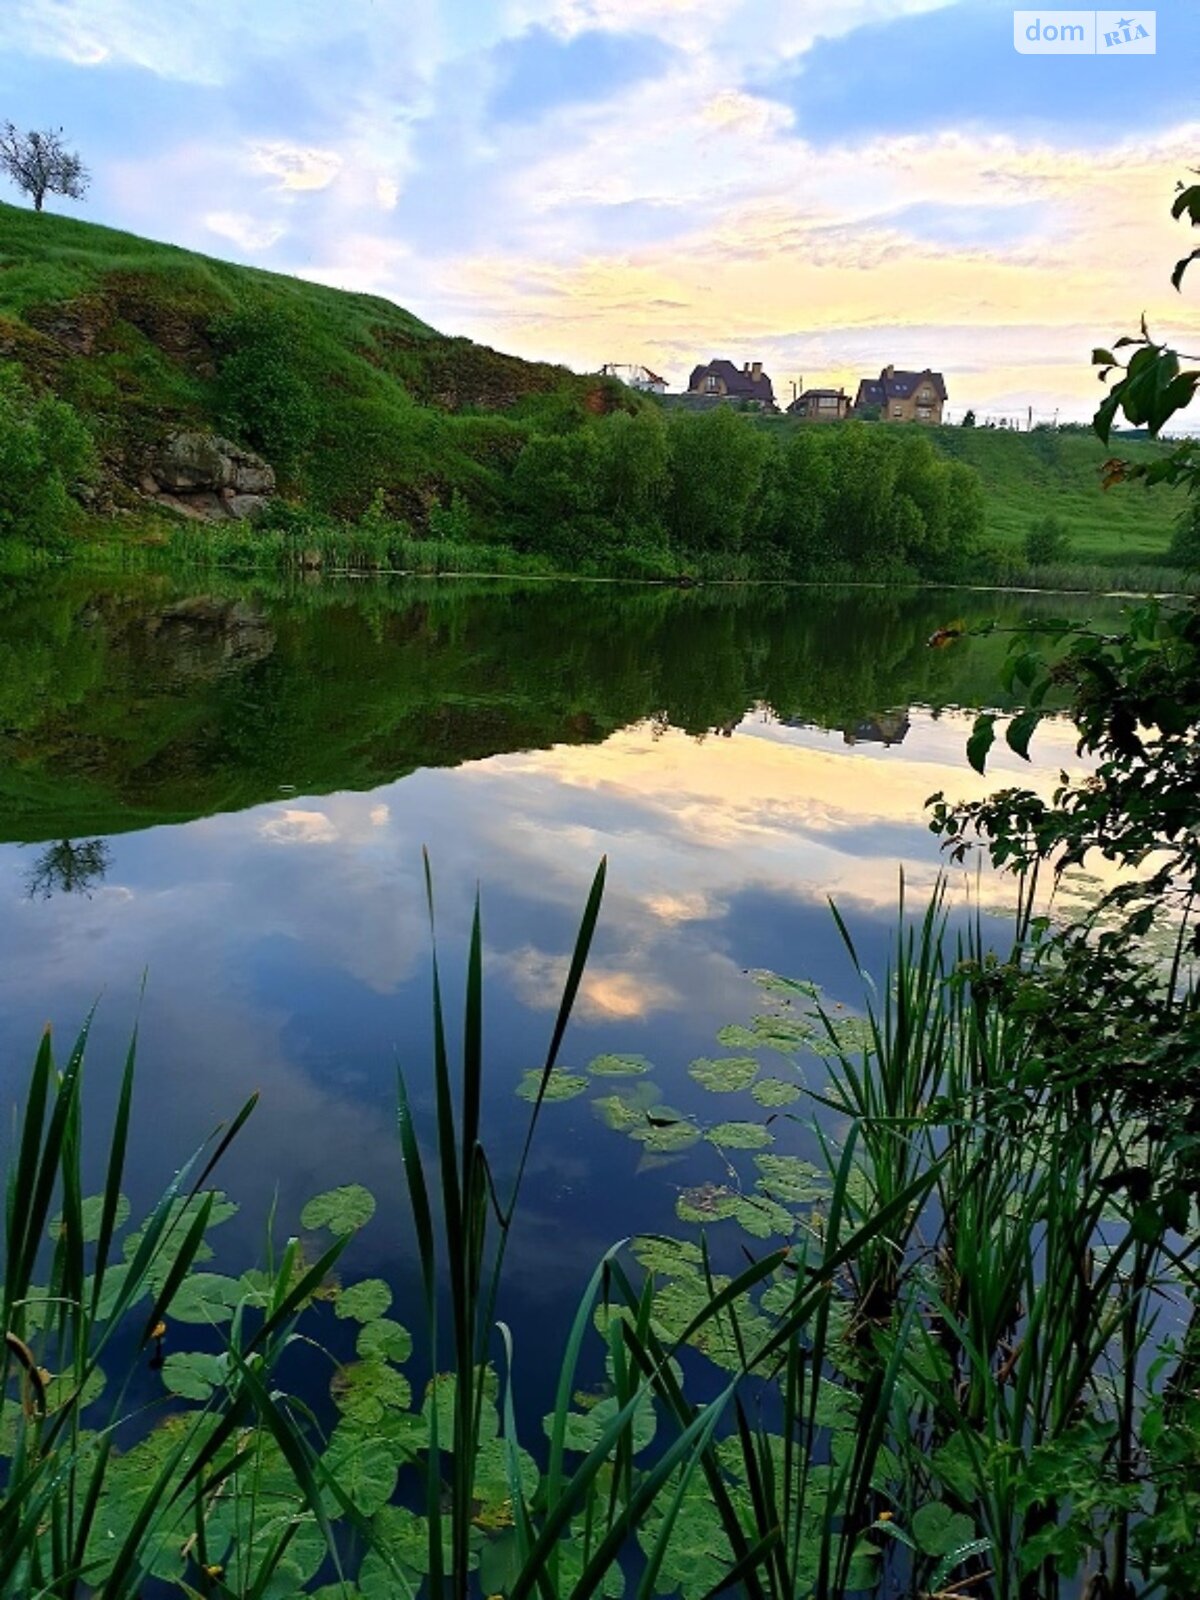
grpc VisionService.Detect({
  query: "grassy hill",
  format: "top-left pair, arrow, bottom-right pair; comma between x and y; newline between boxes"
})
0,200 -> 619,524
926,422 -> 1184,563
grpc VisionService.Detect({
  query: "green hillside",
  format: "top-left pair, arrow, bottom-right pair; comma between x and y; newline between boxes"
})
926,423 -> 1184,561
0,200 -> 618,522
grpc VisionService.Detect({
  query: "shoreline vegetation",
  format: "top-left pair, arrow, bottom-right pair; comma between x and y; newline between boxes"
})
0,200 -> 1192,595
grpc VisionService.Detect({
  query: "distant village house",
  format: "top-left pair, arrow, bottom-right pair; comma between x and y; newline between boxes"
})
686,359 -> 776,409
853,365 -> 946,424
788,385 -> 851,422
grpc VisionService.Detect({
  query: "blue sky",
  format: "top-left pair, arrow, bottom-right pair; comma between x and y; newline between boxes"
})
1,0 -> 1196,416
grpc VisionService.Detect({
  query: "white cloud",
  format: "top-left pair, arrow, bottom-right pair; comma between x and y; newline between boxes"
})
203,211 -> 287,252
259,808 -> 339,845
249,141 -> 343,192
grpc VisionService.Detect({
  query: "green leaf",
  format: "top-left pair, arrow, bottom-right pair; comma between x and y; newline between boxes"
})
587,1053 -> 652,1077
336,1278 -> 393,1323
331,1359 -> 413,1423
301,1184 -> 376,1235
688,1056 -> 759,1093
967,714 -> 997,775
163,1271 -> 243,1324
516,1068 -> 588,1103
1005,709 -> 1041,761
750,1076 -> 800,1108
161,1350 -> 227,1401
631,1235 -> 704,1275
51,1192 -> 130,1244
754,1154 -> 826,1204
705,1121 -> 773,1150
912,1500 -> 975,1558
322,1424 -> 400,1515
356,1317 -> 413,1363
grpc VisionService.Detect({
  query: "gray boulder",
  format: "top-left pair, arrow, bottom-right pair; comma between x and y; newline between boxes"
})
143,432 -> 276,520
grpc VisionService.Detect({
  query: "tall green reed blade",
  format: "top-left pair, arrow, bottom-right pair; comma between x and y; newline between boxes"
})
402,855 -> 607,1600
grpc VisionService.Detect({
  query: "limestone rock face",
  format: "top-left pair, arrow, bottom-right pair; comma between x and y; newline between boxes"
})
142,432 -> 276,521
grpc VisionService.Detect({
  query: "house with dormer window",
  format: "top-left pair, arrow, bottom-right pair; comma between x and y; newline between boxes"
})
853,366 -> 946,424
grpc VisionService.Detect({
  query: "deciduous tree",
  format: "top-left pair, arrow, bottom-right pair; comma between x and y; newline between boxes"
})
0,122 -> 89,211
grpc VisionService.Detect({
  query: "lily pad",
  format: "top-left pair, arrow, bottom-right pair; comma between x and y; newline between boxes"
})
751,1077 -> 801,1108
332,1359 -> 412,1423
357,1318 -> 413,1364
631,1236 -> 704,1276
754,1154 -> 827,1205
163,1271 -> 243,1324
161,1350 -> 227,1402
587,1053 -> 652,1078
516,1068 -> 588,1103
301,1184 -> 376,1235
323,1425 -> 400,1515
688,1056 -> 759,1093
551,1392 -> 657,1455
630,1112 -> 702,1154
705,1121 -> 773,1151
676,1183 -> 740,1225
51,1193 -> 130,1244
336,1278 -> 393,1323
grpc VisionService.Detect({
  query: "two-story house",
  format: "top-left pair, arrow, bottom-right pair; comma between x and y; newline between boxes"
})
686,360 -> 776,408
854,366 -> 947,423
787,385 -> 851,421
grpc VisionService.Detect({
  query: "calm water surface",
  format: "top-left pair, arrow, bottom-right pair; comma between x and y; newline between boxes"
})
0,573 -> 1123,1411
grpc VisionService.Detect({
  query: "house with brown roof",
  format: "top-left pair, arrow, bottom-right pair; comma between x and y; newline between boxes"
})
787,385 -> 851,422
854,366 -> 947,423
687,359 -> 776,409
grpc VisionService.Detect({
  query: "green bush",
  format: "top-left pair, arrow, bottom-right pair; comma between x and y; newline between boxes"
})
1169,502 -> 1200,569
0,363 -> 94,546
1024,513 -> 1072,566
211,303 -> 318,471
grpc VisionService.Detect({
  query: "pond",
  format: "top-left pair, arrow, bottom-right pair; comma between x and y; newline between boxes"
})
0,572 -> 1123,1425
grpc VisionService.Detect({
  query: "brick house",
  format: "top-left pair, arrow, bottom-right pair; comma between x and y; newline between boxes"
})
686,359 -> 776,408
787,386 -> 851,421
854,366 -> 947,423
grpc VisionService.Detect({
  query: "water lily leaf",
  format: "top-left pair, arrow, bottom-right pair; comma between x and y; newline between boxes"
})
301,1184 -> 376,1235
631,1236 -> 704,1276
705,1121 -> 773,1150
912,1500 -> 976,1558
688,1056 -> 759,1093
357,1318 -> 412,1363
516,1068 -> 588,1103
474,1435 -> 540,1519
161,1350 -> 227,1402
587,1053 -> 652,1078
727,1194 -> 795,1240
322,1424 -> 400,1515
51,1193 -> 130,1244
591,1081 -> 661,1130
754,1154 -> 827,1205
421,1370 -> 500,1446
332,1359 -> 412,1423
630,1112 -> 702,1153
551,1392 -> 656,1455
163,1272 -> 243,1324
336,1278 -> 393,1323
676,1183 -> 740,1224
751,1077 -> 801,1108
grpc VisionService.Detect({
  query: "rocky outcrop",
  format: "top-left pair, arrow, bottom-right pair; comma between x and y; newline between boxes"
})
141,432 -> 276,521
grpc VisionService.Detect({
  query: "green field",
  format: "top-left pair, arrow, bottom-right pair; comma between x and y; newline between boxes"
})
926,422 -> 1183,562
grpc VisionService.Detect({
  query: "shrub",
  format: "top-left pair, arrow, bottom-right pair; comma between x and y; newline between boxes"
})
0,363 -> 94,546
1169,501 -> 1200,570
211,303 -> 318,471
1024,513 -> 1072,566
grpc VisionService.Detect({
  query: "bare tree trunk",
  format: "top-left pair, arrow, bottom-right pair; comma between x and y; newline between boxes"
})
33,190 -> 43,212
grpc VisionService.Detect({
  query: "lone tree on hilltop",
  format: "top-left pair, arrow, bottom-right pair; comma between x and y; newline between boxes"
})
0,123 -> 89,211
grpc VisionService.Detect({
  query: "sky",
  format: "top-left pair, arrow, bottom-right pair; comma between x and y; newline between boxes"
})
1,0 -> 1197,419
